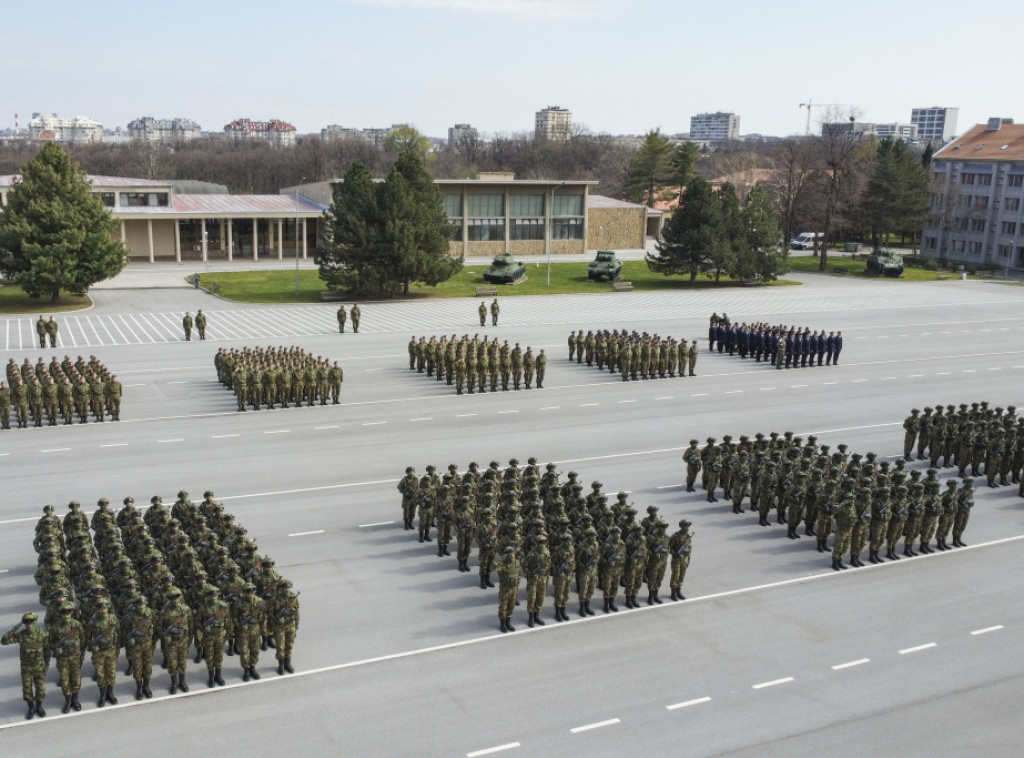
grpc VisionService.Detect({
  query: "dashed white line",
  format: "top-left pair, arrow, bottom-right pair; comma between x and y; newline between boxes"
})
539,406 -> 560,410
264,430 -> 291,435
157,438 -> 184,443
0,569 -> 9,574
167,380 -> 187,385
831,658 -> 870,670
666,696 -> 711,710
962,369 -> 976,374
691,393 -> 709,397
570,718 -> 620,734
618,399 -> 637,404
467,743 -> 520,758
899,642 -> 937,655
288,530 -> 324,537
497,410 -> 519,415
970,625 -> 1003,636
100,443 -> 128,448
909,374 -> 924,378
987,367 -> 1001,372
579,403 -> 599,407
850,379 -> 867,383
124,383 -> 146,387
362,421 -> 386,426
752,677 -> 793,689
455,413 -> 478,418
657,484 -> 683,490
759,387 -> 776,391
655,396 -> 673,401
409,417 -> 433,422
41,448 -> 70,453
726,390 -> 744,394
212,434 -> 239,439
358,521 -> 394,528
881,377 -> 897,381
314,425 -> 339,430
789,385 -> 807,389
936,372 -> 951,375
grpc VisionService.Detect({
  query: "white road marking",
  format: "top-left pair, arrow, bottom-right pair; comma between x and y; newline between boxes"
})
617,399 -> 637,404
666,696 -> 711,710
167,380 -> 187,385
655,396 -> 673,400
987,367 -> 1001,371
264,430 -> 291,434
899,642 -> 937,655
970,625 -> 1003,636
409,418 -> 433,422
358,521 -> 394,528
212,434 -> 239,439
909,374 -> 924,378
467,743 -> 520,757
752,677 -> 793,689
157,438 -> 184,443
314,425 -> 339,430
831,658 -> 870,670
100,443 -> 128,448
759,387 -> 776,391
0,453 -> 9,457
962,369 -> 976,374
539,406 -> 560,410
850,379 -> 867,383
570,718 -> 620,734
41,448 -> 70,453
455,413 -> 478,418
789,385 -> 807,389
362,421 -> 386,426
726,390 -> 744,394
288,530 -> 324,537
124,383 -> 146,387
691,393 -> 709,397
881,377 -> 897,381
0,569 -> 8,574
657,484 -> 683,490
936,372 -> 950,375
497,410 -> 519,414
579,403 -> 598,407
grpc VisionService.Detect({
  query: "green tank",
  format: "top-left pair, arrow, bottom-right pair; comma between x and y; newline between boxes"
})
866,249 -> 904,277
482,253 -> 526,284
587,250 -> 623,281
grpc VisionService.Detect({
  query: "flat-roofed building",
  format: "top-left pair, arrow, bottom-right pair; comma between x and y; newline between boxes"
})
224,118 -> 297,147
27,113 -> 103,144
535,106 -> 572,141
689,112 -> 740,142
127,117 -> 201,143
911,106 -> 959,145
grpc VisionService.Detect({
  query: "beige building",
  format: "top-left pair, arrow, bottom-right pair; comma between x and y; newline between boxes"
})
223,118 -> 297,147
535,106 -> 572,141
0,175 -> 324,262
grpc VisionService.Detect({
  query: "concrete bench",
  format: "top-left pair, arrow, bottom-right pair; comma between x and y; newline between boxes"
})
320,291 -> 346,302
612,280 -> 634,292
475,285 -> 498,297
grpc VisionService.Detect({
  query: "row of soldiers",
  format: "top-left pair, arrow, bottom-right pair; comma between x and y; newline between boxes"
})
407,334 -> 547,394
6,490 -> 299,719
1,354 -> 122,428
708,315 -> 844,368
214,346 -> 343,411
681,432 -> 976,570
902,402 -> 1024,492
398,459 -> 694,632
567,329 -> 698,380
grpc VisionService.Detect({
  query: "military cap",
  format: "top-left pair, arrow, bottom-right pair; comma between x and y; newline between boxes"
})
535,534 -> 548,543
911,408 -> 920,414
706,437 -> 715,443
545,463 -> 557,471
837,444 -> 848,452
135,595 -> 149,604
489,461 -> 500,468
123,496 -> 134,505
405,466 -> 415,474
151,495 -> 162,504
946,479 -> 958,487
755,433 -> 764,440
722,435 -> 732,442
678,519 -> 691,527
448,464 -> 458,471
469,462 -> 479,470
204,490 -> 214,498
177,490 -> 188,498
68,501 -> 80,509
426,465 -> 436,473
567,471 -> 578,478
646,505 -> 658,514
739,435 -> 749,442
769,431 -> 779,439
59,602 -> 77,613
42,504 -> 54,514
243,582 -> 256,592
94,597 -> 111,607
98,498 -> 109,506
509,458 -> 519,466
21,611 -> 38,624
1007,405 -> 1016,414
963,477 -> 974,485
690,439 -> 699,445
924,406 -> 932,413
527,457 -> 537,465
909,470 -> 921,479
167,587 -> 183,598
503,546 -> 516,554
592,481 -> 602,488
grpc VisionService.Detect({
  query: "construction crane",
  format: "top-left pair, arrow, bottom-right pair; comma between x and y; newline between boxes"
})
798,100 -> 843,135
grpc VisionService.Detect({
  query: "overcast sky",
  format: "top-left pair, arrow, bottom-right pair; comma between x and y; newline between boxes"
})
4,0 -> 1015,139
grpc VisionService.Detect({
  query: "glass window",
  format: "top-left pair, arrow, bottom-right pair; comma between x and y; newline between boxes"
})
467,218 -> 505,241
551,218 -> 584,240
969,218 -> 985,232
443,194 -> 462,217
552,194 -> 583,216
953,240 -> 965,253
977,174 -> 992,186
510,218 -> 544,240
448,220 -> 463,241
1002,221 -> 1017,235
1006,197 -> 1021,211
961,174 -> 975,185
509,194 -> 544,217
100,192 -> 115,207
467,194 -> 504,217
1008,174 -> 1023,188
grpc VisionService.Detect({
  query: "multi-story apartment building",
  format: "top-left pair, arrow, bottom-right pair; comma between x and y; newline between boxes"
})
447,123 -> 477,145
27,113 -> 103,143
911,106 -> 959,145
127,117 -> 202,143
321,123 -> 408,148
223,118 -> 297,147
689,112 -> 740,141
921,118 -> 1024,272
535,106 -> 572,141
874,122 -> 918,140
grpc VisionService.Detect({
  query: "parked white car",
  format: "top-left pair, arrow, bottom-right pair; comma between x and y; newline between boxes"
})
790,232 -> 824,250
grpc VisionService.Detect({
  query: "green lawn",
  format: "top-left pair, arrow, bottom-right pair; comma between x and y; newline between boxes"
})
787,253 -> 970,281
199,261 -> 801,303
0,285 -> 91,315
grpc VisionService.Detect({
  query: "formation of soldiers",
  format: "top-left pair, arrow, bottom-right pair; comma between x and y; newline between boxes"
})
567,329 -> 698,380
214,346 -> 343,411
35,316 -> 59,348
902,402 -> 1024,493
4,491 -> 299,719
708,313 -> 843,368
682,431 -> 977,571
407,334 -> 546,394
397,459 -> 694,632
1,354 -> 122,428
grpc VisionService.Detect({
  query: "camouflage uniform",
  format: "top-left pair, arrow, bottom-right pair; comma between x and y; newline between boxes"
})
2,613 -> 50,718
496,546 -> 520,632
668,521 -> 692,600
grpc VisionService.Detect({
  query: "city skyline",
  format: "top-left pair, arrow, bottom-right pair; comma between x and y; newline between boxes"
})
3,0 -> 1015,140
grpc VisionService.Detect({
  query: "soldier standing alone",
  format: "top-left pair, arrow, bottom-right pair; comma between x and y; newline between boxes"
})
351,303 -> 361,333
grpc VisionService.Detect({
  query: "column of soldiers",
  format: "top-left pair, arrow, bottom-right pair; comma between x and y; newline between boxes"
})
214,346 -> 343,411
902,402 -> 1024,493
567,330 -> 698,380
1,354 -> 123,429
406,334 -> 546,394
4,491 -> 300,719
398,459 -> 694,633
707,313 -> 843,369
682,431 -> 978,572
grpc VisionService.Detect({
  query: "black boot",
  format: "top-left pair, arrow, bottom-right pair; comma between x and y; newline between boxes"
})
832,558 -> 842,571
868,550 -> 878,564
178,674 -> 188,693
214,668 -> 225,686
208,669 -> 216,688
603,598 -> 611,613
653,591 -> 662,605
250,667 -> 260,680
261,636 -> 269,651
527,612 -> 535,628
647,593 -> 654,606
62,694 -> 72,713
284,658 -> 293,674
26,701 -> 34,719
500,618 -> 508,633
243,667 -> 250,682
136,680 -> 145,699
105,686 -> 118,705
506,617 -> 516,632
609,598 -> 619,612
194,645 -> 204,664
816,537 -> 825,553
170,675 -> 178,695
277,660 -> 285,675
534,612 -> 545,626
579,602 -> 587,618
142,679 -> 152,698
34,700 -> 45,718
480,574 -> 488,589
804,524 -> 815,536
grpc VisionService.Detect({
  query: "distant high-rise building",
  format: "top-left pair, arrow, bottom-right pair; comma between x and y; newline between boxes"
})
448,123 -> 478,145
873,122 -> 919,140
127,117 -> 201,143
27,113 -> 103,143
911,107 -> 959,144
689,112 -> 740,141
535,106 -> 572,141
224,118 -> 297,147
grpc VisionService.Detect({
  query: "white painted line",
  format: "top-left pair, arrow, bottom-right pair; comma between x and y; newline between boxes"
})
752,677 -> 793,690
655,396 -> 673,400
264,430 -> 291,435
789,385 -> 807,389
497,410 -> 519,414
962,369 -> 976,374
759,387 -> 776,391
831,658 -> 870,670
657,484 -> 684,490
314,425 -> 339,430
570,718 -> 620,734
0,569 -> 9,574
726,390 -> 744,394
124,383 -> 146,387
617,399 -> 637,404
100,443 -> 128,448
455,413 -> 478,418
691,393 -> 709,397
167,380 -> 187,385
579,403 -> 599,407
359,521 -> 394,528
539,406 -> 560,410
157,439 -> 184,443
467,743 -> 520,758
850,379 -> 867,383
936,371 -> 951,375
364,368 -> 382,372
899,643 -> 937,655
288,530 -> 324,537
212,434 -> 239,439
409,417 -> 432,422
881,377 -> 897,381
41,448 -> 70,453
1013,365 -> 1024,369
970,625 -> 1003,636
362,421 -> 386,426
666,696 -> 711,710
0,453 -> 9,457
987,367 -> 1001,371
909,374 -> 924,378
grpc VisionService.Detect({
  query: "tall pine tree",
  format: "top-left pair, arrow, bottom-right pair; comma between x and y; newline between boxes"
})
646,176 -> 724,283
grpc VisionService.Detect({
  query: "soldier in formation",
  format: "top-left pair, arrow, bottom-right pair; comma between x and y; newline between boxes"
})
2,611 -> 50,719
399,460 -> 692,631
2,354 -> 122,426
406,334 -> 544,394
214,345 -> 343,410
709,314 -> 844,368
566,329 -> 699,380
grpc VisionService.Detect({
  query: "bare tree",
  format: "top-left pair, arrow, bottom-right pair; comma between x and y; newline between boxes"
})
811,107 -> 870,270
764,137 -> 818,245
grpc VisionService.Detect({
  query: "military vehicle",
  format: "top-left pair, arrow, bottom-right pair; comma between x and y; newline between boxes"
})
587,250 -> 623,281
482,253 -> 527,284
865,248 -> 905,277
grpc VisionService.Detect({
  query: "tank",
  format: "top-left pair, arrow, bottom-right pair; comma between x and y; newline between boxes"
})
587,250 -> 623,281
482,253 -> 527,284
865,249 -> 904,277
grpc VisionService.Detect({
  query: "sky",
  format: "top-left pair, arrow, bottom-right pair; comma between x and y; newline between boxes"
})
3,0 -> 1017,140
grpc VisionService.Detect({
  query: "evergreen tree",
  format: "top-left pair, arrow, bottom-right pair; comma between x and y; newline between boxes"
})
623,129 -> 675,207
0,143 -> 127,303
670,141 -> 698,201
717,182 -> 745,284
646,176 -> 723,283
740,184 -> 786,282
858,137 -> 930,249
317,160 -> 379,293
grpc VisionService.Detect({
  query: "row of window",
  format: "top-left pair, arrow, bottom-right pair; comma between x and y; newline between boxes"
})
444,193 -> 585,218
450,218 -> 585,242
98,191 -> 170,207
950,218 -> 1020,234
